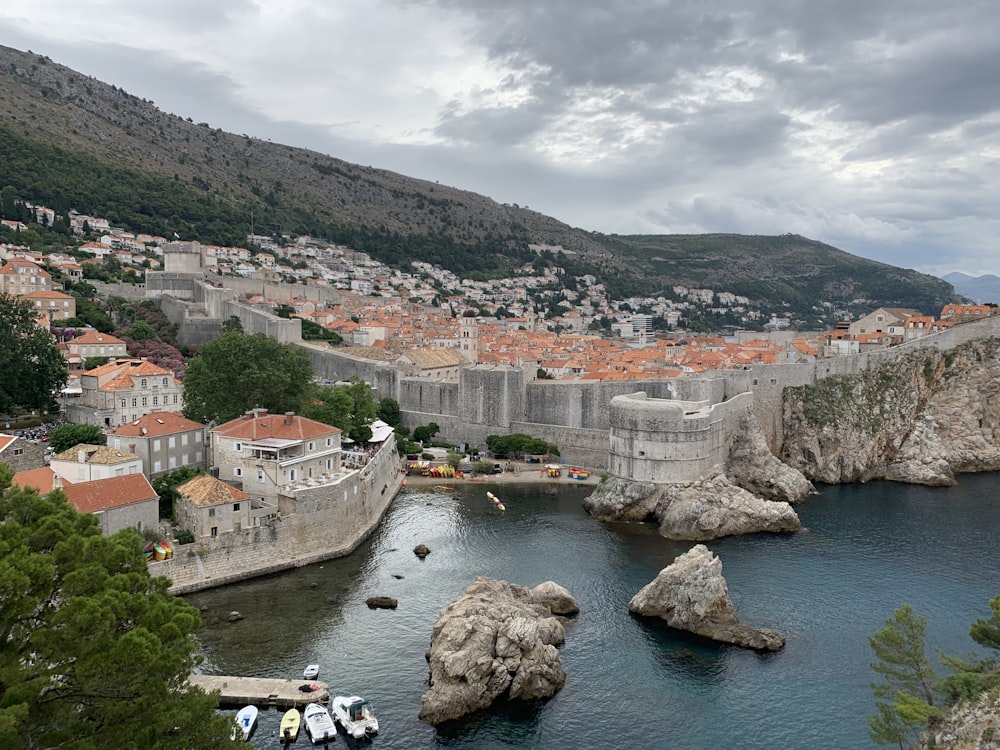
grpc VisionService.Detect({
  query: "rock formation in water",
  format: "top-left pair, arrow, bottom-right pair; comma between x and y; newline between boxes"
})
584,473 -> 802,541
782,340 -> 1000,486
418,577 -> 577,725
629,544 -> 785,651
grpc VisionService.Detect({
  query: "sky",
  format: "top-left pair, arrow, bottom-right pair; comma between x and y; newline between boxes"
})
1,0 -> 997,279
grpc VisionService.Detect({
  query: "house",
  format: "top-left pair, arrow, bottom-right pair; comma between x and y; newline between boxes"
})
10,468 -> 159,537
60,473 -> 159,536
20,290 -> 77,322
64,331 -> 129,368
110,411 -> 207,478
395,347 -> 468,379
67,358 -> 184,428
49,444 -> 143,484
174,473 -> 274,539
0,258 -> 51,296
0,433 -> 46,472
210,409 -> 341,506
848,308 -> 921,336
939,304 -> 996,321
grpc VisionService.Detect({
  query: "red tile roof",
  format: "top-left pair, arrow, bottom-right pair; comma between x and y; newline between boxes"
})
112,411 -> 205,437
62,473 -> 157,513
213,410 -> 339,441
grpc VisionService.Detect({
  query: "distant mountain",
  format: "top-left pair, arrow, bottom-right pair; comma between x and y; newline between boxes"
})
0,44 -> 961,326
941,273 -> 1000,305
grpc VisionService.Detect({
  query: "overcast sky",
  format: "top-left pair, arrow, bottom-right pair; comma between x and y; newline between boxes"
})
1,0 -> 997,278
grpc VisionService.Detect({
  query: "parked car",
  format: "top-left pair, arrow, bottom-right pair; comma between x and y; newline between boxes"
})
492,464 -> 503,474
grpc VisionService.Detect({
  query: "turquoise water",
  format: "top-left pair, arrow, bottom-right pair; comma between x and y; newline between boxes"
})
185,475 -> 1000,749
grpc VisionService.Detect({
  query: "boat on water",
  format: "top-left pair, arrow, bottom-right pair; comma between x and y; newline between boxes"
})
486,491 -> 506,512
303,663 -> 320,679
332,695 -> 380,739
303,702 -> 337,745
231,705 -> 258,742
279,708 -> 300,741
434,484 -> 457,491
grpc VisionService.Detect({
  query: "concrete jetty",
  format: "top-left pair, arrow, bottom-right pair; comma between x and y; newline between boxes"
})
188,675 -> 330,707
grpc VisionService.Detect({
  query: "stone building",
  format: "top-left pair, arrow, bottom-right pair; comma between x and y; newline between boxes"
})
59,473 -> 159,536
67,358 -> 184,428
210,409 -> 342,506
110,411 -> 207,478
64,331 -> 128,369
21,289 -> 76,322
0,258 -> 50,296
174,473 -> 267,539
0,433 -> 46,473
49,444 -> 143,484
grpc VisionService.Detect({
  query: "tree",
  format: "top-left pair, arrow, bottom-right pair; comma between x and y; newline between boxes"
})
376,397 -> 401,428
0,294 -> 67,415
124,319 -> 157,341
181,330 -> 313,423
48,423 -> 105,453
867,604 -> 942,747
151,466 -> 204,520
412,422 -> 440,444
344,377 -> 376,444
221,315 -> 243,334
939,594 -> 1000,703
0,465 -> 232,749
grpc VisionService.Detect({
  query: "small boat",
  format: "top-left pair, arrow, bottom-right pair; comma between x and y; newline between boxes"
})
280,708 -> 301,741
303,702 -> 337,745
486,491 -> 506,512
332,695 -> 379,739
231,705 -> 258,742
567,467 -> 590,480
434,484 -> 457,491
303,663 -> 320,679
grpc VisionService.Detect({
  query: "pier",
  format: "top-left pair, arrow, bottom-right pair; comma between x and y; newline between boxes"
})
189,675 -> 330,707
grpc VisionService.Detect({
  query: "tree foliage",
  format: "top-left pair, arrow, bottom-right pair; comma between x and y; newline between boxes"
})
48,423 -> 105,453
151,466 -> 205,521
0,465 -> 231,748
376,397 -> 401,428
181,330 -> 313,423
486,433 -> 559,458
0,294 -> 67,415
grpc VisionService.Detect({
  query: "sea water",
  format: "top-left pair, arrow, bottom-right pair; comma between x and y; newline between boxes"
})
185,474 -> 1000,749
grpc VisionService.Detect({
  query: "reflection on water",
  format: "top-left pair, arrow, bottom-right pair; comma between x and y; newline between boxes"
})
185,476 -> 1000,750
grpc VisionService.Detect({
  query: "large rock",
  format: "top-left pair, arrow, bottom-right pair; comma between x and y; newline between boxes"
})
629,544 -> 785,651
585,473 -> 801,541
418,577 -> 578,725
725,411 -> 814,503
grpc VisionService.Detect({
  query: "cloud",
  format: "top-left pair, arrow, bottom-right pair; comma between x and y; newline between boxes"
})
0,0 -> 996,278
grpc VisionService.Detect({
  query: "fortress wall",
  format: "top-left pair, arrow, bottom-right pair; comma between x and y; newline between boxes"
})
157,440 -> 402,594
510,421 -> 610,473
524,379 -> 690,432
608,391 -> 753,484
458,366 -> 526,429
398,379 -> 462,420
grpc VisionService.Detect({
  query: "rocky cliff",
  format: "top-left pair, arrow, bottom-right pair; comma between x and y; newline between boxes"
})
781,339 -> 1000,485
629,544 -> 786,651
418,578 -> 578,725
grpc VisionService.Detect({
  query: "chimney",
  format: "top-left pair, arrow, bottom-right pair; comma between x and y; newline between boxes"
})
53,474 -> 62,489
78,450 -> 86,463
284,411 -> 295,425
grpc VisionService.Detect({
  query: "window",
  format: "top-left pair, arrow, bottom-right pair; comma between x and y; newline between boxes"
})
120,399 -> 126,408
258,470 -> 265,483
142,397 -> 148,406
131,398 -> 137,407
234,467 -> 243,477
181,433 -> 188,446
308,441 -> 315,451
162,377 -> 168,386
153,396 -> 159,406
289,469 -> 297,481
173,395 -> 178,404
234,503 -> 241,511
152,439 -> 161,451
210,527 -> 218,538
326,437 -> 332,446
153,460 -> 162,473
168,436 -> 176,449
208,508 -> 215,517
235,442 -> 243,452
13,448 -> 23,456
326,459 -> 332,470
141,378 -> 147,387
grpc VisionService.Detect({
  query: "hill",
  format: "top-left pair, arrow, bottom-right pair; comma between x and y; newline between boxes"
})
941,272 -> 1000,305
0,44 -> 960,325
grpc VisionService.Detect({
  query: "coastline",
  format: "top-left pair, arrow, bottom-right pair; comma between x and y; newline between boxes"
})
402,467 -> 602,488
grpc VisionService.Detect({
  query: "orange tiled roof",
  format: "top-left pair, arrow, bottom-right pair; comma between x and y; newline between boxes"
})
62,473 -> 157,513
213,409 -> 339,441
177,474 -> 249,507
12,467 -> 71,494
113,411 -> 205,437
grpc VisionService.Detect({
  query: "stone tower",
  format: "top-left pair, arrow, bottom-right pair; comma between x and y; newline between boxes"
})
459,310 -> 479,364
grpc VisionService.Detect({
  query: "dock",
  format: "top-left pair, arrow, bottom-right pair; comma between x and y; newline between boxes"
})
188,675 -> 330,707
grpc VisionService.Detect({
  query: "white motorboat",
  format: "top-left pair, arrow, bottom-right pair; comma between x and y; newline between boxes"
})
303,663 -> 320,680
331,695 -> 379,739
231,705 -> 258,742
303,702 -> 337,745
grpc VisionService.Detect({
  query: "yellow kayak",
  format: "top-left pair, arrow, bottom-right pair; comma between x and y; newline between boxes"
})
280,708 -> 300,741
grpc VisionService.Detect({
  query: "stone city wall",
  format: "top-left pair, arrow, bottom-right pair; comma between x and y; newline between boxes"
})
155,438 -> 402,595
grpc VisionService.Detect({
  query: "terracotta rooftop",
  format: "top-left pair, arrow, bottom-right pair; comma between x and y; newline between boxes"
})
62,473 -> 158,513
212,409 -> 340,441
52,444 -> 140,465
176,474 -> 249,507
112,411 -> 205,437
